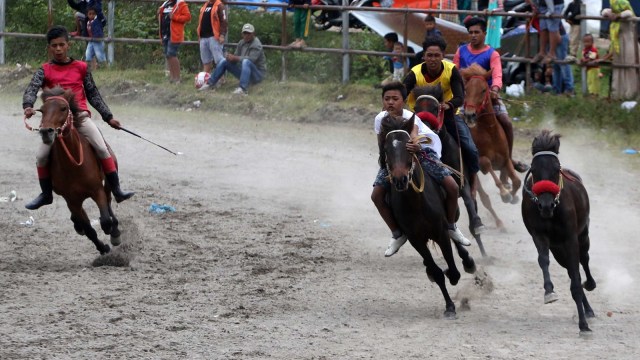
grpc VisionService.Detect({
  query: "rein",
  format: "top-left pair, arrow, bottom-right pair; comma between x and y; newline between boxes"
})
523,151 -> 564,205
44,96 -> 84,167
385,129 -> 425,193
464,76 -> 494,118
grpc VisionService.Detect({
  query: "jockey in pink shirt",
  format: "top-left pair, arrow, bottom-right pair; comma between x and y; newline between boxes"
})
454,17 -> 529,173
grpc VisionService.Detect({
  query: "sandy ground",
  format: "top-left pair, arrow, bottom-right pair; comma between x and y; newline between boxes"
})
0,94 -> 639,359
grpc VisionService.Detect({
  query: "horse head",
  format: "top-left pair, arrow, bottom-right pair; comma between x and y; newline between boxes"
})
39,87 -> 78,145
460,64 -> 492,128
413,84 -> 444,132
381,113 -> 416,192
526,130 -> 563,218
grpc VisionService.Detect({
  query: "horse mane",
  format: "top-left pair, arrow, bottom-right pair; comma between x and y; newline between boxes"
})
41,86 -> 80,116
460,63 -> 489,82
412,84 -> 444,103
531,129 -> 561,155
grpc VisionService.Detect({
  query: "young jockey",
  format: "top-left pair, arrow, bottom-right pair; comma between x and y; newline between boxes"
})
22,25 -> 134,210
454,16 -> 529,173
372,81 -> 472,257
404,36 -> 481,198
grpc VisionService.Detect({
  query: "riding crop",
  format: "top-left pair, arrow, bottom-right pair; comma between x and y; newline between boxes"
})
119,127 -> 178,155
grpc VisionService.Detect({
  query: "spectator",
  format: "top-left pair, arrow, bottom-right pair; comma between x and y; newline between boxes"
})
526,0 -> 564,64
197,0 -> 228,74
198,23 -> 266,96
563,0 -> 581,61
579,33 -> 603,96
601,1 -> 638,100
288,0 -> 311,49
85,7 -> 106,71
552,25 -> 574,96
533,67 -> 554,93
383,32 -> 418,76
423,14 -> 442,40
67,0 -> 106,37
158,0 -> 192,84
381,42 -> 410,86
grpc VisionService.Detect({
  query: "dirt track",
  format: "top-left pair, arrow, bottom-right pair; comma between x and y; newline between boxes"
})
1,94 -> 639,359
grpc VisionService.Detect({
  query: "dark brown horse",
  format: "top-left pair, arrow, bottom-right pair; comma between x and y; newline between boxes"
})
521,130 -> 596,333
37,87 -> 120,255
460,64 -> 520,205
413,84 -> 499,255
381,113 -> 476,318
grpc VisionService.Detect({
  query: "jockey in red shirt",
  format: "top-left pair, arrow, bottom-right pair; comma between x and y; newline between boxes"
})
454,17 -> 529,173
22,25 -> 134,210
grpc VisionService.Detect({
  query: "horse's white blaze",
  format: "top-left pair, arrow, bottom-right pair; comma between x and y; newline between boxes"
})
392,139 -> 402,148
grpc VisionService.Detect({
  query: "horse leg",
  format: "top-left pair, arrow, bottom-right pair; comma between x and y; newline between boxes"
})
108,202 -> 122,246
460,183 -> 487,257
70,214 -> 85,235
477,181 -> 505,230
565,243 -> 591,332
507,164 -> 522,204
533,236 -> 557,304
67,202 -> 110,255
410,238 -> 456,319
582,294 -> 595,318
481,157 -> 512,203
579,227 -> 596,292
93,188 -> 113,236
437,228 -> 462,286
453,241 -> 476,274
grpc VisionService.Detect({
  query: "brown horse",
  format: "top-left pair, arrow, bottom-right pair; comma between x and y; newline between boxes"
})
521,130 -> 596,333
37,87 -> 120,255
460,64 -> 520,205
381,113 -> 476,318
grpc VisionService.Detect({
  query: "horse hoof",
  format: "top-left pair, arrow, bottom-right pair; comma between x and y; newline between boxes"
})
463,259 -> 477,274
444,269 -> 460,286
100,245 -> 111,255
579,327 -> 593,335
586,310 -> 596,318
500,193 -> 513,203
510,195 -> 520,204
544,292 -> 559,304
583,280 -> 597,292
444,310 -> 457,320
110,234 -> 122,246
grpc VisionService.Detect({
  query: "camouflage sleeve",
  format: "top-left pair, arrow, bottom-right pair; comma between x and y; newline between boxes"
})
22,68 -> 45,109
84,71 -> 113,122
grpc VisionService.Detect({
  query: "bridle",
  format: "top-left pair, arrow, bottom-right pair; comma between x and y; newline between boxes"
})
523,150 -> 564,206
385,129 -> 425,193
463,75 -> 494,118
26,95 -> 84,166
415,94 -> 445,131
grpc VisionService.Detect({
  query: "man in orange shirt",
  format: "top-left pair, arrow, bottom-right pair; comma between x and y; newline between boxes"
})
158,0 -> 192,83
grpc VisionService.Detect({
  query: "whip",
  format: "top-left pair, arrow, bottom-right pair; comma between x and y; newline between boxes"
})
119,127 -> 178,156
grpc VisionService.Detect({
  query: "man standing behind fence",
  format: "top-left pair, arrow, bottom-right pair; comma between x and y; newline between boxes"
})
158,0 -> 192,84
198,0 -> 228,75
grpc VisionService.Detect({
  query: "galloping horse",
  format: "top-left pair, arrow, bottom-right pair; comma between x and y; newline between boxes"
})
413,84 -> 500,255
521,130 -> 596,332
381,113 -> 476,318
460,64 -> 520,204
35,87 -> 121,255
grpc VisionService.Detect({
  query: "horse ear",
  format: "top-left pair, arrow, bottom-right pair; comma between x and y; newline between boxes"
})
486,68 -> 493,79
405,113 -> 416,132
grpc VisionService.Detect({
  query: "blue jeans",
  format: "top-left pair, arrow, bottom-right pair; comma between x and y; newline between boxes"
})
208,58 -> 264,90
444,114 -> 480,174
553,34 -> 574,94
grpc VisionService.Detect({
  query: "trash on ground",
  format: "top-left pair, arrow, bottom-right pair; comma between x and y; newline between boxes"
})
20,216 -> 35,226
505,81 -> 525,97
10,190 -> 17,202
149,203 -> 176,214
623,148 -> 638,155
621,101 -> 637,111
313,219 -> 331,228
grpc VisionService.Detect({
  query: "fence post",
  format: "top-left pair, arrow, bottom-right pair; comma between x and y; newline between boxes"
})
108,0 -> 115,65
341,0 -> 349,84
579,2 -> 587,96
281,6 -> 287,82
0,0 -> 5,65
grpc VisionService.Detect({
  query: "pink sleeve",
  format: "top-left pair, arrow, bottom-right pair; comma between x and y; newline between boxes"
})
453,49 -> 460,69
489,50 -> 503,90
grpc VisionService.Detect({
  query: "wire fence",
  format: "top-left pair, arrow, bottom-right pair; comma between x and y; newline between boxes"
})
0,0 -> 638,94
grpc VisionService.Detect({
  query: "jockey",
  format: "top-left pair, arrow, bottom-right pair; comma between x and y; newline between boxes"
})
404,36 -> 481,197
454,16 -> 529,173
22,25 -> 134,210
372,81 -> 472,257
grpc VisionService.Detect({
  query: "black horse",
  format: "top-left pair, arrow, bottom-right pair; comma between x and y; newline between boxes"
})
412,85 -> 489,257
381,113 -> 476,318
521,130 -> 596,333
